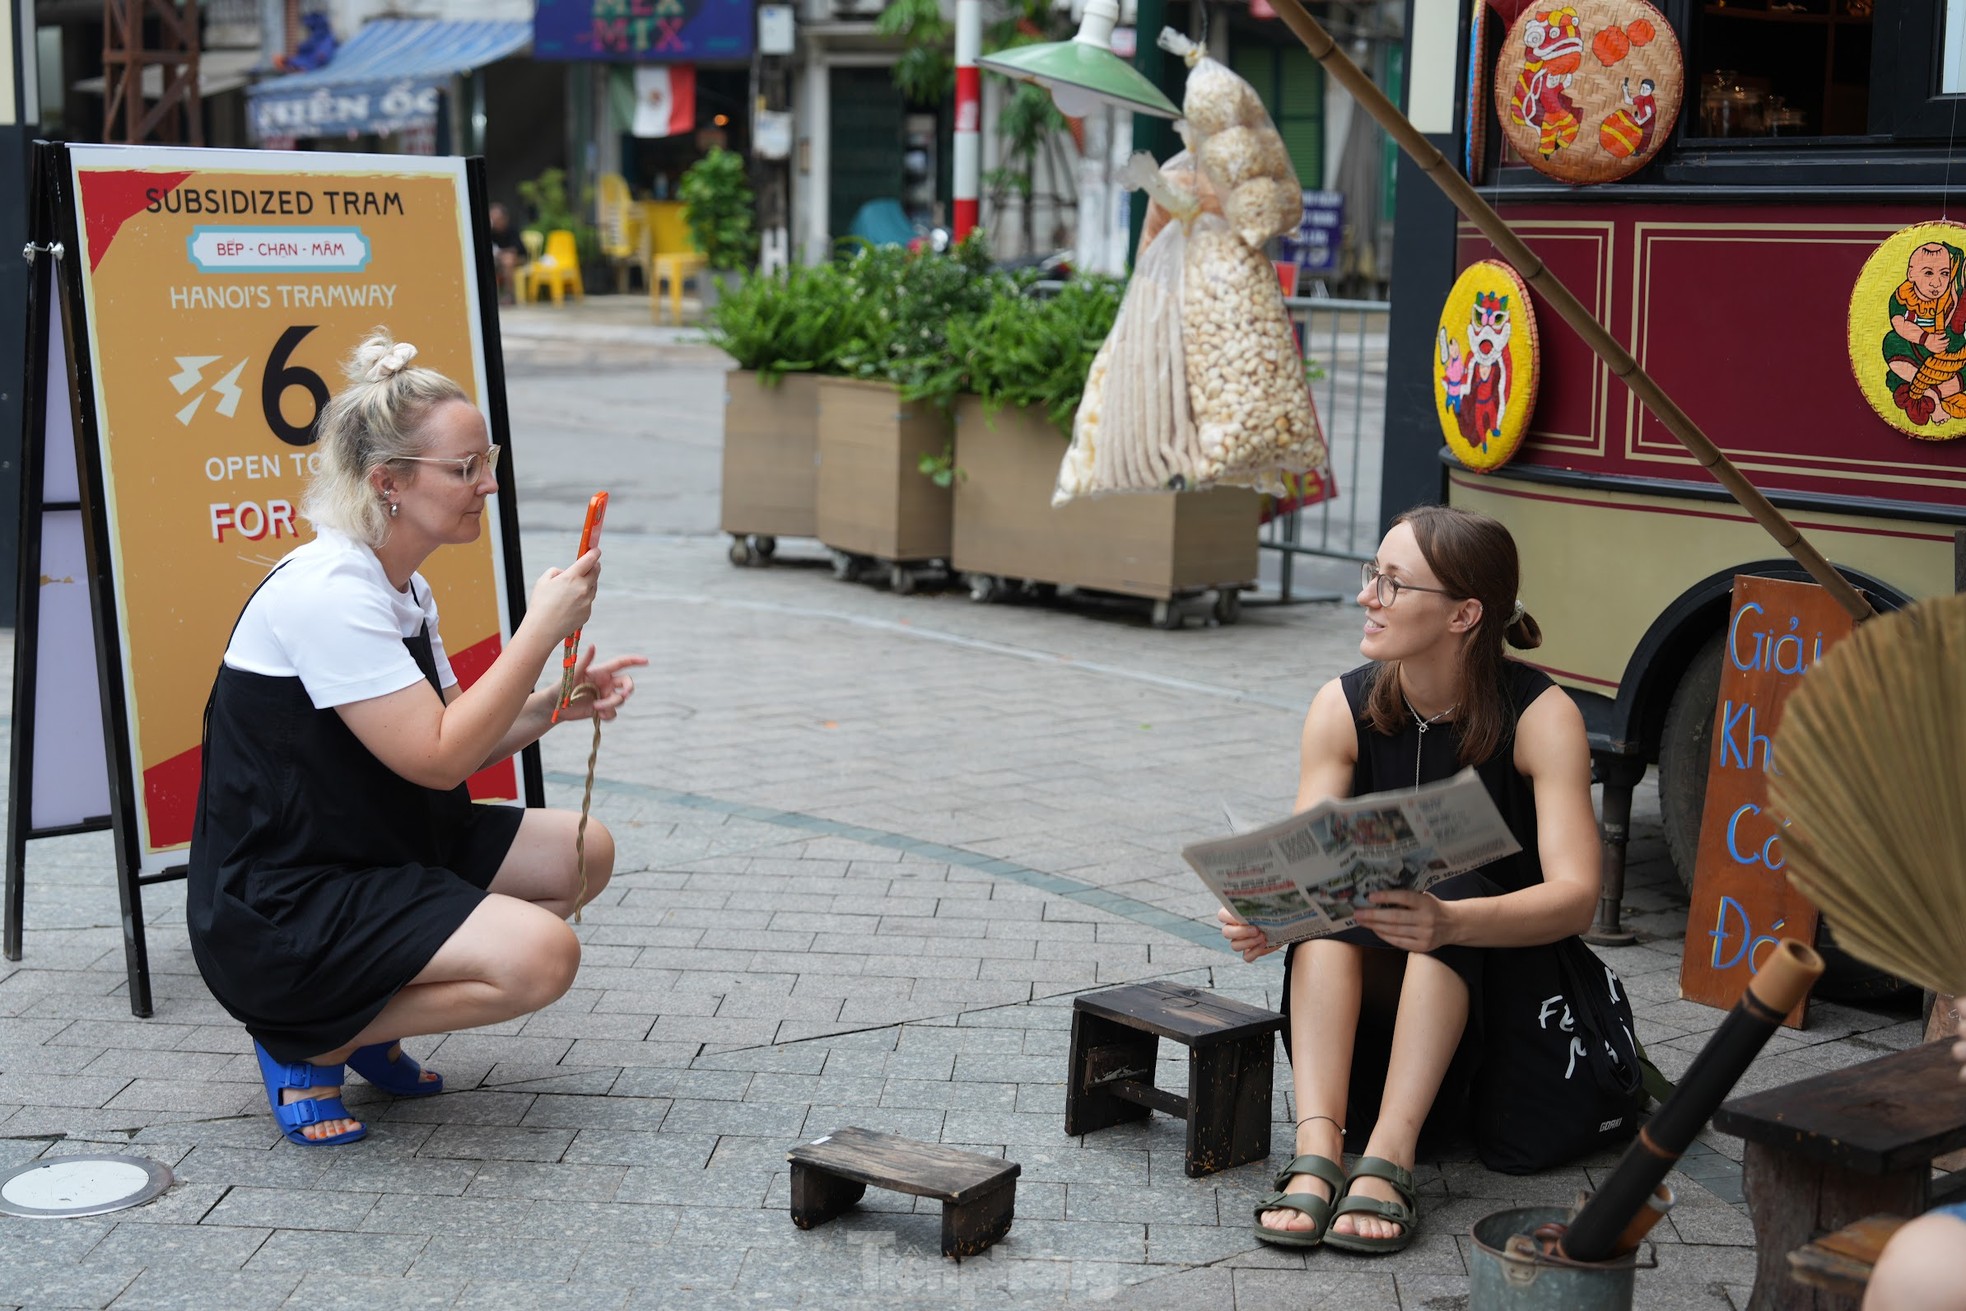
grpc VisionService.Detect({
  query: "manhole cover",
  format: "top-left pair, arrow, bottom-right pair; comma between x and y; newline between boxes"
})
0,1155 -> 173,1219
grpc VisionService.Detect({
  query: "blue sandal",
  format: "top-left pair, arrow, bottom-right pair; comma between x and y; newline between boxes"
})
347,1042 -> 443,1098
252,1040 -> 366,1147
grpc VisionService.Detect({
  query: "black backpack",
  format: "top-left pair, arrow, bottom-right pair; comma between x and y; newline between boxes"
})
1472,936 -> 1647,1174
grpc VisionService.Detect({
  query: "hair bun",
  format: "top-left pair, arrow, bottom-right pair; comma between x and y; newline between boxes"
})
363,342 -> 417,382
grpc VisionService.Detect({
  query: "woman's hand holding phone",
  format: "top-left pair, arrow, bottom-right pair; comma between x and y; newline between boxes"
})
555,493 -> 609,721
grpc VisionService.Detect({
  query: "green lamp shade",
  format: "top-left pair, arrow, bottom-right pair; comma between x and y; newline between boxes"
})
977,42 -> 1181,120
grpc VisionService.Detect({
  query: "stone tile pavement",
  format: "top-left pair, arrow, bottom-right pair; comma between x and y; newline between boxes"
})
0,523 -> 1932,1309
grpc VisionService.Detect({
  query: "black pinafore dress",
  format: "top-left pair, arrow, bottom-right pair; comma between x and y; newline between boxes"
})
187,570 -> 523,1063
1279,659 -> 1555,1153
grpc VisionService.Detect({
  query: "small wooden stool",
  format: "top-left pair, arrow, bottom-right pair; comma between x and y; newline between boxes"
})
1714,1041 -> 1966,1310
787,1126 -> 1019,1259
1065,980 -> 1285,1178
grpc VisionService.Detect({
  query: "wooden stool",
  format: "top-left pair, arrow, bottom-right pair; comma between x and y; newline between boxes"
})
1065,980 -> 1284,1178
1713,1041 -> 1966,1310
787,1126 -> 1019,1260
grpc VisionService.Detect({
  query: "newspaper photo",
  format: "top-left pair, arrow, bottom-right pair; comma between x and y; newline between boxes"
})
1183,767 -> 1522,945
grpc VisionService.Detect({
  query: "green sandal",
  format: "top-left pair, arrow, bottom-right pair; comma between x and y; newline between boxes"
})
1323,1156 -> 1419,1254
1251,1153 -> 1346,1249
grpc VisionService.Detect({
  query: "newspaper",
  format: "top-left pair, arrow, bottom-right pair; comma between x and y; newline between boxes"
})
1183,767 -> 1521,945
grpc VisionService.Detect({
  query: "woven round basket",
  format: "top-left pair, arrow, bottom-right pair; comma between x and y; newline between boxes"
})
1846,220 -> 1966,442
1434,259 -> 1541,472
1493,0 -> 1682,185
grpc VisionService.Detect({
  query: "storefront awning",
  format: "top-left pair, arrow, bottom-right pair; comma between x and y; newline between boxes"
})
246,19 -> 530,141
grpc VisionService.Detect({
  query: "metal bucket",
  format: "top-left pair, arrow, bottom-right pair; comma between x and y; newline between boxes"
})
1468,1206 -> 1653,1311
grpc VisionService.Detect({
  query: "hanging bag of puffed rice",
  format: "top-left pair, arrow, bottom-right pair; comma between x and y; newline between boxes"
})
1055,159 -> 1203,505
1158,29 -> 1304,250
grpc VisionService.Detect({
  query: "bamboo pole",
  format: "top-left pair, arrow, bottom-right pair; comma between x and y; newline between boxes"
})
1267,0 -> 1875,623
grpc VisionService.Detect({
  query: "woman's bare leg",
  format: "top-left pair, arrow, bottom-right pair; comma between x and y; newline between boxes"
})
482,809 -> 615,919
1331,951 -> 1469,1241
1261,938 -> 1366,1234
1864,1213 -> 1966,1311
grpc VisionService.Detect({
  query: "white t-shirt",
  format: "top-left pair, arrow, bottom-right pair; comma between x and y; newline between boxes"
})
224,527 -> 457,710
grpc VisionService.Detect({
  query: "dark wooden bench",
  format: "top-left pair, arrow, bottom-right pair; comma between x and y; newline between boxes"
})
786,1126 -> 1019,1260
1713,1041 -> 1966,1310
1065,980 -> 1285,1178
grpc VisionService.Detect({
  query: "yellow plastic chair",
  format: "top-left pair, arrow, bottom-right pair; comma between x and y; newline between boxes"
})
596,172 -> 645,293
641,200 -> 707,323
521,229 -> 584,305
512,229 -> 545,302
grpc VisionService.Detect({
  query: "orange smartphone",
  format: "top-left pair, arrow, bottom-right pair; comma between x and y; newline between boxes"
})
554,492 -> 609,721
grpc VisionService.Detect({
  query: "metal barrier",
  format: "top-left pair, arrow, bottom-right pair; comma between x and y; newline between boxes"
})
1267,296 -> 1390,602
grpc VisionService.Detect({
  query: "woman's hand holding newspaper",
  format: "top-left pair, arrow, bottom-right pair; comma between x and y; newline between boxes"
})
1217,909 -> 1281,963
1352,890 -> 1458,952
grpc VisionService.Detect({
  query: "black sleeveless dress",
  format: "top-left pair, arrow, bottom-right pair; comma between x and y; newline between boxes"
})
1279,659 -> 1557,1152
186,573 -> 524,1063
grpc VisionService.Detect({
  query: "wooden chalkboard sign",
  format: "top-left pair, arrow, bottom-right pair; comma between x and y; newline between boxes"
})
1680,576 -> 1859,1028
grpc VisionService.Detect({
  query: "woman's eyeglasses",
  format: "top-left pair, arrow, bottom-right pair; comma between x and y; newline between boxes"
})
394,445 -> 501,484
1361,560 -> 1457,607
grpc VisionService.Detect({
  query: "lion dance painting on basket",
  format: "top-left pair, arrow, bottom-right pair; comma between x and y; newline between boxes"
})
1508,7 -> 1585,162
1880,239 -> 1966,427
1440,289 -> 1514,452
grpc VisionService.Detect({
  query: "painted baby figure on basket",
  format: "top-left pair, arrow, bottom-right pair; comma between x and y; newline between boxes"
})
1883,241 -> 1966,426
1219,506 -> 1603,1254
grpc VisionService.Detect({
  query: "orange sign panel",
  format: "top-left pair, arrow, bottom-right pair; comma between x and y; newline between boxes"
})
1680,576 -> 1858,1027
63,144 -> 523,874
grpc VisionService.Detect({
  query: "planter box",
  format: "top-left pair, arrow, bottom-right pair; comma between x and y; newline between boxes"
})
950,396 -> 1260,600
721,370 -> 820,545
815,376 -> 954,564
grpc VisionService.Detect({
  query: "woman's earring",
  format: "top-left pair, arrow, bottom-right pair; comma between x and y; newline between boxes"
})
388,500 -> 399,518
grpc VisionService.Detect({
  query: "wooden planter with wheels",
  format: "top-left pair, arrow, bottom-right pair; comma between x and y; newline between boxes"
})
949,396 -> 1261,627
815,377 -> 954,593
721,370 -> 821,565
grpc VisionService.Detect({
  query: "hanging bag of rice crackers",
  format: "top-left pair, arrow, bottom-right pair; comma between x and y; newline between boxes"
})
1055,160 -> 1203,506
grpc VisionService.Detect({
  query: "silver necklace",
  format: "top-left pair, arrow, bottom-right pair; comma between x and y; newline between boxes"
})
1402,692 -> 1456,790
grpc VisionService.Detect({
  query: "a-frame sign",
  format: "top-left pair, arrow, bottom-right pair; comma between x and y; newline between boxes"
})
6,141 -> 539,1016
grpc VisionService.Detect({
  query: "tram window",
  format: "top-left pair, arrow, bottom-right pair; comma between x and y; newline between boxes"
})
1688,1 -> 1872,139
1947,0 -> 1966,91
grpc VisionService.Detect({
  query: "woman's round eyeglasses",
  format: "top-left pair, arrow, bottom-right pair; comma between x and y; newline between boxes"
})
1361,560 -> 1457,607
394,445 -> 501,484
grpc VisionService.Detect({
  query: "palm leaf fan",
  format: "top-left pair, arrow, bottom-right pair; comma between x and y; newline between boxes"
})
1768,594 -> 1966,997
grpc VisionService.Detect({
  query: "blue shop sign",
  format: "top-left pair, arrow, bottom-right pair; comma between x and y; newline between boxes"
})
533,0 -> 756,62
1279,191 -> 1344,277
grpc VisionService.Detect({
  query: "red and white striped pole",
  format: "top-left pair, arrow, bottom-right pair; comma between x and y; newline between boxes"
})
953,0 -> 981,240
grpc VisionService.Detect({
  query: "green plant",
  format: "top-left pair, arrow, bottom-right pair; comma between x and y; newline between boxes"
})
832,233 -> 1008,397
909,277 -> 1123,433
874,0 -> 953,104
705,262 -> 861,383
679,148 -> 760,271
516,167 -> 600,267
917,441 -> 965,488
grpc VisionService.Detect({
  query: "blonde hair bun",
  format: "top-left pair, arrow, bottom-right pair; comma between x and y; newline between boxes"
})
347,332 -> 419,385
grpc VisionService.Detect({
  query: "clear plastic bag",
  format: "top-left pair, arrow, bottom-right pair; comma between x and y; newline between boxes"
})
1160,29 -> 1304,249
1057,210 -> 1196,505
1180,212 -> 1326,485
1137,151 -> 1222,261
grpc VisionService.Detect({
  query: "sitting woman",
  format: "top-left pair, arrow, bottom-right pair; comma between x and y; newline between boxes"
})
188,333 -> 646,1147
1220,504 -> 1602,1253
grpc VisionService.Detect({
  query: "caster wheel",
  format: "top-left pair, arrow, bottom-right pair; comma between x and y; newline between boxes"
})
967,573 -> 1001,604
729,538 -> 757,567
753,535 -> 777,559
1213,589 -> 1243,626
1151,600 -> 1181,631
890,565 -> 918,595
831,551 -> 862,582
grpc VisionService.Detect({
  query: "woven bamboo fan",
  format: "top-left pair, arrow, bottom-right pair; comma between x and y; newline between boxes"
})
1493,0 -> 1682,184
1769,594 -> 1966,997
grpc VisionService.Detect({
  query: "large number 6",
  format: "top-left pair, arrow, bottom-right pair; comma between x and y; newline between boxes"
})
262,325 -> 330,447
